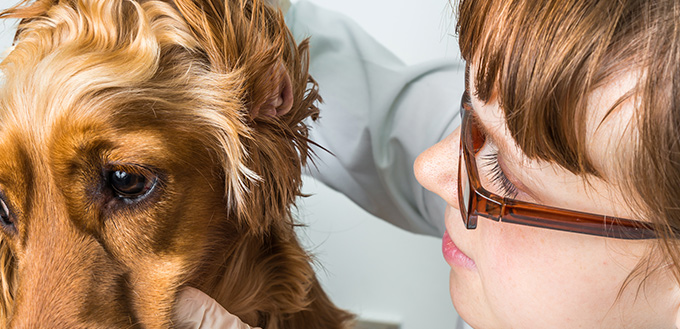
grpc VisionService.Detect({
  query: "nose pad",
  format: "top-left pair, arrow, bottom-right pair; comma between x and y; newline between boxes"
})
414,127 -> 462,209
456,147 -> 481,231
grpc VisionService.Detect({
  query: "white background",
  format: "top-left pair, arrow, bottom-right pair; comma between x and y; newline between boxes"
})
0,1 -> 465,328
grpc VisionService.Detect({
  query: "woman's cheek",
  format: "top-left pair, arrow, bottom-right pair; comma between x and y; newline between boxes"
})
475,220 -> 648,328
473,220 -> 580,325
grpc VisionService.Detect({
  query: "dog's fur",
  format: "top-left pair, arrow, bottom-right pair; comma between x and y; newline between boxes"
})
0,0 -> 354,328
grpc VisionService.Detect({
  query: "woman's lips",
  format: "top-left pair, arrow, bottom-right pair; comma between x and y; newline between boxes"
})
442,230 -> 477,270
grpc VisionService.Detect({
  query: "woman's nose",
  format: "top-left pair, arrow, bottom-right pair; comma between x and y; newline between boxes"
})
414,127 -> 462,208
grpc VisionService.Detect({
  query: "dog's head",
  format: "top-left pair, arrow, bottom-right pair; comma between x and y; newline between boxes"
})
0,0 -> 321,327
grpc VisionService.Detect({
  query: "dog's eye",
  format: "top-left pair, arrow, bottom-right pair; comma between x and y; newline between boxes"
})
108,169 -> 156,199
0,198 -> 13,229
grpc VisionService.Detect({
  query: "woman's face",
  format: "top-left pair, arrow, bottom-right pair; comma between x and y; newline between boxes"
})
414,67 -> 680,328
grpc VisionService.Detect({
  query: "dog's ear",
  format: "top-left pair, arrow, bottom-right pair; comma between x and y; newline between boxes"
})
250,62 -> 293,118
170,0 -> 320,228
173,0 -> 296,120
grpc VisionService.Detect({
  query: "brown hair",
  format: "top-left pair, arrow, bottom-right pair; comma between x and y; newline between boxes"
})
456,0 -> 680,282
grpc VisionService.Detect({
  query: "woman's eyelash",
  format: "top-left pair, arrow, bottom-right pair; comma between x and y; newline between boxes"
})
480,152 -> 520,199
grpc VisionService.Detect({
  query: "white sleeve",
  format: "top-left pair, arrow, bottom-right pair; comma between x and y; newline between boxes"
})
286,1 -> 465,237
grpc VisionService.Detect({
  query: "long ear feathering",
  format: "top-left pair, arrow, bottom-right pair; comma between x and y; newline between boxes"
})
171,0 -> 320,232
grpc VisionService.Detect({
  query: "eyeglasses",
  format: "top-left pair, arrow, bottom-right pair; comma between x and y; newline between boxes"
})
457,91 -> 660,240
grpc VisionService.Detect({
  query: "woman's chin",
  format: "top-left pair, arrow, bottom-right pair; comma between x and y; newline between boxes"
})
448,270 -> 492,329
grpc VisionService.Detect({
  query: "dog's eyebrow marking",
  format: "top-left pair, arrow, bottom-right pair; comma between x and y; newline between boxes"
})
101,132 -> 169,165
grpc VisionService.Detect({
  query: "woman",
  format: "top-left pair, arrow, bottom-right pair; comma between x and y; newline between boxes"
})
416,1 -> 679,327
178,0 -> 680,328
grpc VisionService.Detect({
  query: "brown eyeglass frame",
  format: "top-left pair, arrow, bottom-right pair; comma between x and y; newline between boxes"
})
458,91 -> 661,240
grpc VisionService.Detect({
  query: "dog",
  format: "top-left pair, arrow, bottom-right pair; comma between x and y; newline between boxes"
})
0,0 -> 354,327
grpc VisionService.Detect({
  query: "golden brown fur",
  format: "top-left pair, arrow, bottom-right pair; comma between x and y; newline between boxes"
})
0,0 -> 354,327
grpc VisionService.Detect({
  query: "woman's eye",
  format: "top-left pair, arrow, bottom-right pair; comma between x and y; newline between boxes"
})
108,169 -> 156,199
480,151 -> 520,199
0,198 -> 14,229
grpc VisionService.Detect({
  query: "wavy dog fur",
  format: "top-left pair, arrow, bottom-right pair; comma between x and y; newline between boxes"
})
0,0 -> 353,328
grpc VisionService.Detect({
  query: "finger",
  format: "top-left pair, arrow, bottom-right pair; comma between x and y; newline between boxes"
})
175,287 -> 260,329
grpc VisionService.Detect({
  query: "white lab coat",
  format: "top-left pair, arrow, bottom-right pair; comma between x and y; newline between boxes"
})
286,1 -> 465,237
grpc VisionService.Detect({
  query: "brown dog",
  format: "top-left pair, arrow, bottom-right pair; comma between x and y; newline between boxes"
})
0,0 -> 353,328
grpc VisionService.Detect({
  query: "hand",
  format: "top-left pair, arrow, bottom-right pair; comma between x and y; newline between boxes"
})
175,287 -> 261,329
